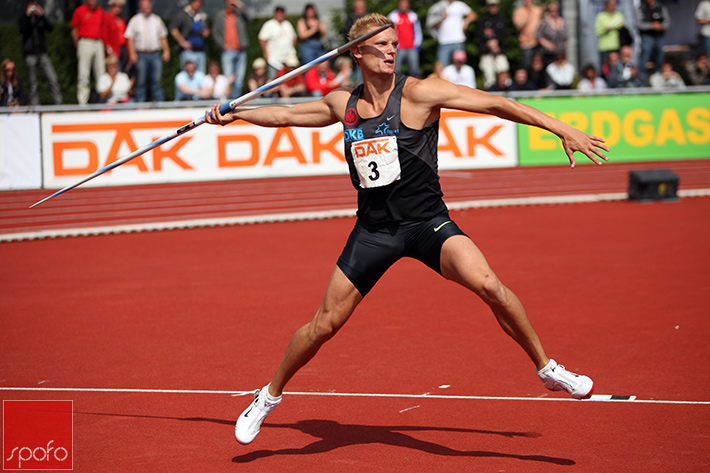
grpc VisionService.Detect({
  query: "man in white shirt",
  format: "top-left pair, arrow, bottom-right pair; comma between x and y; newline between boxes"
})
258,6 -> 298,79
442,49 -> 476,88
428,0 -> 477,65
649,60 -> 686,90
124,0 -> 170,102
97,54 -> 132,103
546,51 -> 575,89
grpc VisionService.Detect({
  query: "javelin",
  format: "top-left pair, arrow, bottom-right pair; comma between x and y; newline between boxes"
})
29,24 -> 390,209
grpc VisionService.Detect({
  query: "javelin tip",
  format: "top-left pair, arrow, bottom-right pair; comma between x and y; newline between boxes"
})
29,193 -> 56,208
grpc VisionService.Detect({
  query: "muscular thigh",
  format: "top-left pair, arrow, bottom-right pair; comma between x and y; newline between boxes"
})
336,214 -> 470,296
404,213 -> 467,275
439,235 -> 499,294
316,265 -> 363,330
336,220 -> 405,297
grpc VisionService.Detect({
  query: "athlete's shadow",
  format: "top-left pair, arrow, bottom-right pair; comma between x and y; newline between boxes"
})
73,411 -> 573,465
232,419 -> 574,465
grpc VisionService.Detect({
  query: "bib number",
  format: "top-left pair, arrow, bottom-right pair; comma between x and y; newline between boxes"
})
351,136 -> 401,189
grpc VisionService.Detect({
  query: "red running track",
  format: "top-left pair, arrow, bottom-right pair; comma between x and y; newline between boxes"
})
1,194 -> 709,472
2,160 -> 710,236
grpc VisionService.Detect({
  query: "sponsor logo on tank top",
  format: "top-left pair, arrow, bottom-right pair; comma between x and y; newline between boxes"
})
344,107 -> 359,126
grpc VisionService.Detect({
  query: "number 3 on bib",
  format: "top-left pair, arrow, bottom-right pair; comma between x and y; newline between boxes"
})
351,136 -> 401,189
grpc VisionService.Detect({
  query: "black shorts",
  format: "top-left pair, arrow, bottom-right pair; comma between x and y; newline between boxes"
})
336,212 -> 467,297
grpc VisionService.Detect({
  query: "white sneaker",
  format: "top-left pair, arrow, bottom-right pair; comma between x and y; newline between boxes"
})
538,359 -> 594,399
234,385 -> 281,444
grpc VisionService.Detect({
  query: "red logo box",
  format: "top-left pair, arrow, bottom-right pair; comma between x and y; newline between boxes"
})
3,400 -> 73,470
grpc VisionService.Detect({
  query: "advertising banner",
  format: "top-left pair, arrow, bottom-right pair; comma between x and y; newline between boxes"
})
40,108 -> 517,189
517,93 -> 710,166
0,113 -> 42,190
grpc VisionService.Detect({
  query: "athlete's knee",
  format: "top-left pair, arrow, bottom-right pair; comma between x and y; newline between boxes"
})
476,274 -> 508,306
307,309 -> 344,344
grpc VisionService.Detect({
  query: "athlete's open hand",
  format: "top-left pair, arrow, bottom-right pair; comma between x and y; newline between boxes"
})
559,126 -> 610,168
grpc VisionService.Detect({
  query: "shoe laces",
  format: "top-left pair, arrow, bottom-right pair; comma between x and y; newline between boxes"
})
254,389 -> 280,412
549,365 -> 582,391
555,364 -> 579,378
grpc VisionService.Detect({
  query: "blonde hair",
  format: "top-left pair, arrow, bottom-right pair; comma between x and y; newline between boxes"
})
347,13 -> 394,43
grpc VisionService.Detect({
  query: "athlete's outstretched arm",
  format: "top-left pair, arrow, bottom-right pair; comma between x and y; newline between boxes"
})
205,89 -> 349,129
412,78 -> 610,168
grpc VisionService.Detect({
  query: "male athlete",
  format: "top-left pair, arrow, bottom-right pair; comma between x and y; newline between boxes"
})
205,14 -> 608,445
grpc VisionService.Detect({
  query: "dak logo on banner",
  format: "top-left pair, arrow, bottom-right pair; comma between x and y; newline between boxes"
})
3,400 -> 73,470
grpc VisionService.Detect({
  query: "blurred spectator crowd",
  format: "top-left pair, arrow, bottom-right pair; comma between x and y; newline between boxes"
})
2,0 -> 710,107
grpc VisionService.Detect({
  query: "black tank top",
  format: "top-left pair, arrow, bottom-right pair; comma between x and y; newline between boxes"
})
343,74 -> 447,224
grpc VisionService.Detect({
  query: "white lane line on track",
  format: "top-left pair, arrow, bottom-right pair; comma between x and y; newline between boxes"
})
1,386 -> 708,405
4,189 -> 710,243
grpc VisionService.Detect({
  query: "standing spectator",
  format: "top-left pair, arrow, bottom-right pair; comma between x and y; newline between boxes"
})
212,0 -> 250,98
0,59 -> 27,107
71,0 -> 105,105
636,0 -> 670,75
170,0 -> 210,73
18,0 -> 62,105
201,61 -> 231,100
513,0 -> 544,69
508,67 -> 536,91
425,0 -> 446,39
258,6 -> 298,80
304,61 -> 341,97
344,0 -> 368,38
649,60 -> 685,90
546,51 -> 575,90
442,49 -> 475,88
527,53 -> 548,89
297,4 -> 327,66
102,0 -> 127,70
687,52 -> 710,85
537,1 -> 568,66
594,0 -> 625,68
174,60 -> 206,101
478,0 -> 509,89
124,0 -> 170,103
96,54 -> 132,104
388,0 -> 422,77
247,57 -> 268,92
696,0 -> 710,55
577,64 -> 607,92
344,0 -> 368,82
428,0 -> 477,66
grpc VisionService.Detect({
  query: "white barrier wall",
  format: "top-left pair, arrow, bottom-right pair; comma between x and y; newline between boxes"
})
40,108 -> 518,189
0,114 -> 42,190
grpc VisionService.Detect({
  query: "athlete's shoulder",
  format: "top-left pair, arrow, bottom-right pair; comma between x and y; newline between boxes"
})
322,87 -> 356,122
402,76 -> 458,105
